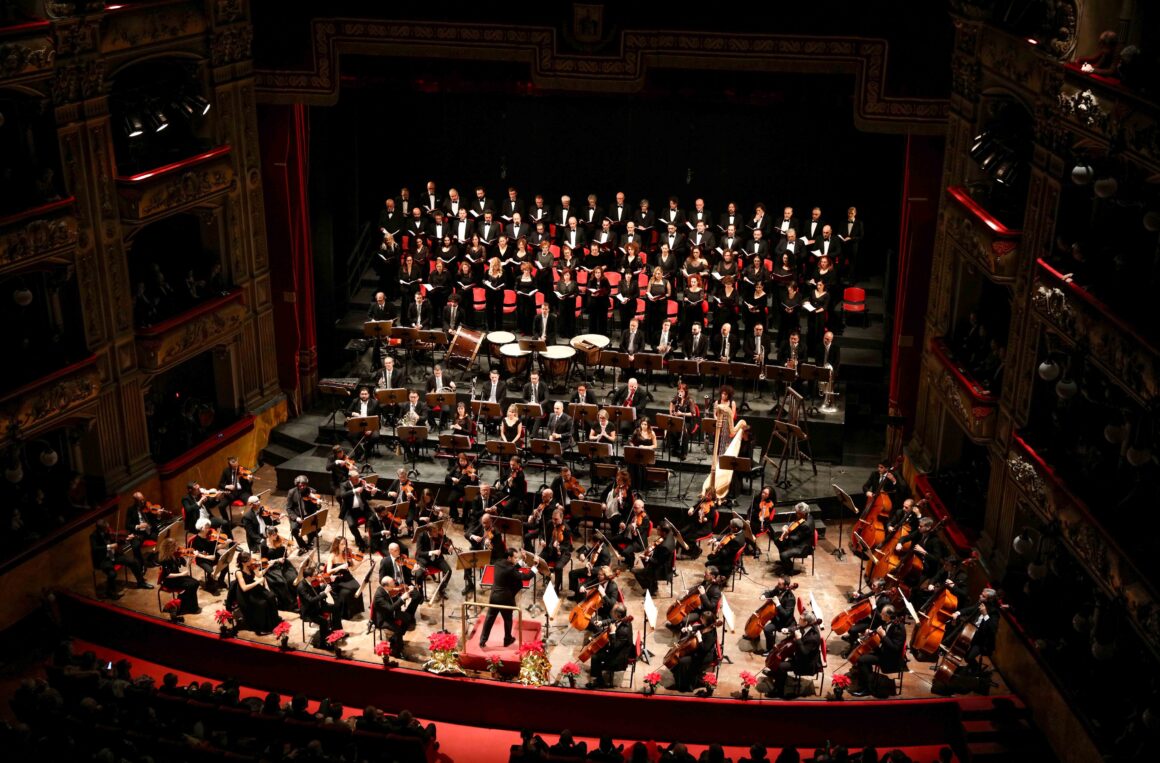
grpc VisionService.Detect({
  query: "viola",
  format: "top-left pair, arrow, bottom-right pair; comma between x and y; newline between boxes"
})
758,499 -> 774,523
553,525 -> 566,545
779,516 -> 805,542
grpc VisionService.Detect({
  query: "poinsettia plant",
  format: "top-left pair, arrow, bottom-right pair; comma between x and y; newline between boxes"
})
429,631 -> 459,652
374,642 -> 392,657
325,629 -> 348,645
517,639 -> 544,657
163,599 -> 181,613
559,662 -> 581,677
213,609 -> 234,625
273,622 -> 292,638
701,672 -> 718,688
831,673 -> 852,689
739,671 -> 759,688
643,672 -> 662,687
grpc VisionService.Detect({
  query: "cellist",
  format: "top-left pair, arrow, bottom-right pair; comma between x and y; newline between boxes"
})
768,610 -> 823,699
851,605 -> 907,697
672,610 -> 719,693
575,565 -> 619,632
884,497 -> 922,537
894,516 -> 946,582
755,577 -> 797,656
587,603 -> 634,689
913,555 -> 968,611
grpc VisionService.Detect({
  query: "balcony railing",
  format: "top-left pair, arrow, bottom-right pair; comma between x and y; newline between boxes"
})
944,186 -> 1022,282
135,289 -> 246,372
0,196 -> 79,275
924,337 -> 998,442
1007,433 -> 1160,660
115,146 -> 235,222
0,354 -> 100,443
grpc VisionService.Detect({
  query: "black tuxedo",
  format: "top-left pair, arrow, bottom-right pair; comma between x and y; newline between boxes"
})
609,203 -> 630,225
442,196 -> 464,218
479,559 -> 534,644
618,232 -> 643,251
718,212 -> 742,232
685,332 -> 709,359
405,300 -> 432,329
407,216 -> 431,239
521,381 -> 549,407
470,197 -> 493,218
555,207 -> 574,229
527,204 -> 551,223
476,221 -> 500,245
718,235 -> 742,254
633,209 -> 656,230
591,618 -> 634,678
776,238 -> 807,266
841,218 -> 865,244
443,302 -> 465,332
661,207 -> 686,229
480,379 -> 508,405
747,238 -> 771,261
367,299 -> 390,321
505,223 -> 528,241
571,391 -> 595,406
531,313 -> 555,344
378,209 -> 404,236
662,231 -> 688,257
543,411 -> 573,447
687,207 -> 711,229
748,215 -> 771,238
561,227 -> 587,250
423,193 -> 443,214
582,206 -> 604,228
500,197 -> 524,220
689,230 -> 716,252
802,218 -> 826,244
814,339 -> 840,370
619,329 -> 644,355
810,236 -> 843,260
775,215 -> 800,238
453,218 -> 475,244
336,479 -> 370,550
744,333 -> 769,364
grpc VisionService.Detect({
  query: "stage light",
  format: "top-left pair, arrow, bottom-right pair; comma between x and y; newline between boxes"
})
178,94 -> 211,118
149,108 -> 169,133
1012,531 -> 1034,555
979,148 -> 1004,173
993,157 -> 1019,186
968,133 -> 992,160
1055,377 -> 1078,400
124,113 -> 145,138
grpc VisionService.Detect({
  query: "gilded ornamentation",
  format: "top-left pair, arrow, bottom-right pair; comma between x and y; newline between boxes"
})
945,203 -> 1018,281
1006,453 -> 1047,512
216,0 -> 244,24
1057,87 -> 1110,134
0,362 -> 100,441
254,21 -> 948,130
104,3 -> 205,52
0,216 -> 78,270
1065,521 -> 1109,580
212,23 -> 253,67
119,163 -> 236,221
136,298 -> 246,372
0,41 -> 56,79
53,19 -> 98,57
51,60 -> 105,104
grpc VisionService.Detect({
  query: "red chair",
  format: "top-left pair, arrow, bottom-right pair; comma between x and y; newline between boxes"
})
156,567 -> 184,613
842,286 -> 867,326
472,286 -> 487,315
535,291 -> 546,309
501,289 -> 518,324
605,271 -> 622,290
633,298 -> 646,323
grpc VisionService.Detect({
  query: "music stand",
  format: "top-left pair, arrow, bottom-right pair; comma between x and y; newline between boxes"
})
456,549 -> 492,605
518,338 -> 548,377
570,499 -> 606,548
390,326 -> 422,381
376,387 -> 408,445
624,444 -> 655,471
772,420 -> 814,489
730,362 -> 760,410
427,391 -> 458,429
766,364 -> 798,416
636,352 -> 664,390
518,549 -> 551,614
644,467 -> 670,499
700,360 -> 730,388
212,543 -> 239,585
599,350 -> 629,390
529,439 -> 563,489
397,425 -> 429,477
297,507 -> 329,567
345,416 -> 380,470
516,402 -> 543,426
798,364 -> 826,416
438,434 -> 472,455
493,515 -> 523,544
667,358 -> 700,388
568,403 -> 598,425
718,455 -> 752,500
471,400 -> 503,438
577,441 -> 611,462
485,440 -> 518,472
831,484 -> 859,563
605,405 -> 636,445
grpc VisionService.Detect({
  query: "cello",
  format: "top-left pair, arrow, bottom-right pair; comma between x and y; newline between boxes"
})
568,571 -> 619,631
743,582 -> 799,640
666,588 -> 703,626
763,621 -> 815,672
663,627 -> 704,669
932,622 -> 977,691
579,615 -> 633,662
830,585 -> 905,636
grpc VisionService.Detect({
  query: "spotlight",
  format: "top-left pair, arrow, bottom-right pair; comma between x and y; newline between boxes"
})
124,113 -> 145,138
969,132 -> 992,160
1012,531 -> 1034,555
149,108 -> 169,133
980,148 -> 1005,173
178,94 -> 211,118
993,157 -> 1020,186
1055,377 -> 1078,400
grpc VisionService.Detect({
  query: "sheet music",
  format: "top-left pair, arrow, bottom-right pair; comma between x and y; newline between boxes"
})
543,581 -> 561,618
643,590 -> 658,630
720,594 -> 736,632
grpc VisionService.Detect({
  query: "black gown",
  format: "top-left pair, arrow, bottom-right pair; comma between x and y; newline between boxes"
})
237,570 -> 281,634
327,558 -> 366,621
260,542 -> 298,611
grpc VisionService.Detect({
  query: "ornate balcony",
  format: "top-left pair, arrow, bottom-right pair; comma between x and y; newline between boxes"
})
944,186 -> 1021,283
924,337 -> 998,442
0,354 -> 100,443
100,1 -> 208,55
1032,259 -> 1160,402
0,197 -> 79,275
0,20 -> 54,87
1006,433 -> 1160,660
115,146 -> 235,223
135,289 -> 246,373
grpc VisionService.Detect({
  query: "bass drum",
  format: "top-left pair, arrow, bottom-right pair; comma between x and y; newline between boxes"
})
446,327 -> 483,370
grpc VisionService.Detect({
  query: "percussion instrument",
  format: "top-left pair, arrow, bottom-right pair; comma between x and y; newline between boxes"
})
541,345 -> 575,383
501,343 -> 531,377
570,333 -> 610,365
487,330 -> 516,364
446,326 -> 484,369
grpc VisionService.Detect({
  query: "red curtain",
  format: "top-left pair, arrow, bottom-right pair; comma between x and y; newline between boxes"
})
260,104 -> 318,410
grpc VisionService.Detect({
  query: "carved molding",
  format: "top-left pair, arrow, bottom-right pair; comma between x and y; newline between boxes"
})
53,18 -> 99,58
212,22 -> 253,68
136,298 -> 246,372
51,59 -> 105,104
926,355 -> 998,443
944,203 -> 1019,282
0,39 -> 56,82
0,362 -> 100,441
101,2 -> 206,54
253,20 -> 948,132
117,161 -> 236,222
0,214 -> 78,272
215,0 -> 245,24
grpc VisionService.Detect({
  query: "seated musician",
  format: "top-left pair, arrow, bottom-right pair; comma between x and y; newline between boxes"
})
633,522 -> 676,597
406,290 -> 432,330
477,368 -> 508,434
589,408 -> 617,451
218,456 -> 254,511
613,499 -> 652,569
378,542 -> 426,597
774,502 -> 815,571
445,453 -> 477,525
706,517 -> 746,580
541,508 -> 573,592
611,378 -> 647,431
620,318 -> 645,360
571,383 -> 595,407
753,576 -> 797,656
157,537 -> 201,616
542,400 -> 574,456
747,485 -> 777,557
384,467 -> 418,530
336,469 -> 371,553
182,481 -> 228,535
862,460 -> 899,506
90,519 -> 151,599
768,610 -> 824,699
372,576 -> 419,656
654,318 -> 675,360
944,588 -> 999,650
569,535 -> 613,599
467,511 -> 506,577
240,495 -> 268,553
961,597 -> 999,672
531,301 -> 555,344
845,579 -> 896,645
416,520 -> 453,602
672,610 -> 719,693
550,465 -> 585,523
347,387 -> 382,455
443,292 -> 465,332
376,355 -> 401,394
884,497 -> 922,538
396,390 -> 430,461
851,605 -> 907,696
285,475 -> 319,552
912,555 -> 968,612
449,400 -> 477,447
522,370 -> 549,413
191,518 -> 228,594
895,516 -> 946,582
330,444 -> 353,492
296,560 -> 336,648
627,419 -> 657,489
681,488 -> 719,559
587,603 -> 634,689
366,500 -> 404,557
777,329 -> 803,371
524,488 -> 554,550
424,364 -> 455,429
684,322 -> 709,360
465,482 -> 504,528
125,491 -> 161,568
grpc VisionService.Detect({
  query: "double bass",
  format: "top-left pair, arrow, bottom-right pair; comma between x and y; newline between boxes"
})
910,554 -> 978,658
867,515 -> 945,584
743,582 -> 798,640
851,481 -> 893,558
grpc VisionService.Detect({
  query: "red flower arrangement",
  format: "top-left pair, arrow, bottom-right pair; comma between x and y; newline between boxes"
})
163,599 -> 181,613
325,630 -> 348,645
213,609 -> 234,625
831,673 -> 852,689
701,673 -> 718,688
643,672 -> 662,687
517,639 -> 544,657
374,642 -> 392,657
739,671 -> 759,688
429,631 -> 459,652
273,622 -> 292,638
560,662 -> 581,677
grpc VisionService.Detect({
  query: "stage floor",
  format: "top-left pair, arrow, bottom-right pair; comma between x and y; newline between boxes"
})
101,467 -> 1007,703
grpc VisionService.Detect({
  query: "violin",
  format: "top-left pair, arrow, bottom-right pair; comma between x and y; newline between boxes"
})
757,498 -> 774,523
639,535 -> 665,564
206,529 -> 232,544
304,491 -> 321,505
386,582 -> 418,598
711,530 -> 737,552
553,524 -> 566,546
395,553 -> 418,570
142,501 -> 170,517
199,488 -> 223,498
343,548 -> 367,564
259,505 -> 283,522
239,466 -> 258,480
562,474 -> 585,499
779,516 -> 806,542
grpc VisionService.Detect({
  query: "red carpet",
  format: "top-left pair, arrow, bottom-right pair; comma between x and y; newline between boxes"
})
459,614 -> 543,674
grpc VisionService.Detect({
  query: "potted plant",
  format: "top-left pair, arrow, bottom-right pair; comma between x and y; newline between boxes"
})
698,672 -> 718,697
642,672 -> 662,696
374,641 -> 394,667
273,621 -> 293,651
425,630 -> 464,675
517,639 -> 550,686
738,671 -> 759,700
163,598 -> 183,623
557,662 -> 581,688
830,673 -> 851,700
486,655 -> 505,680
326,629 -> 349,659
214,609 -> 235,638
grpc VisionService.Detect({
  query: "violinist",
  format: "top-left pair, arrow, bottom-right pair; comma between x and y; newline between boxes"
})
894,516 -> 945,581
326,536 -> 366,621
367,499 -> 406,557
373,575 -> 418,656
755,577 -> 797,656
498,455 -> 527,515
672,610 -> 719,693
386,468 -> 417,531
586,603 -> 633,689
706,517 -> 746,579
601,469 -> 632,524
633,522 -> 676,597
542,509 -> 572,591
330,444 -> 354,492
296,560 -> 336,647
191,518 -> 227,595
416,522 -> 453,601
614,499 -> 652,569
445,453 -> 477,525
241,495 -> 269,553
549,465 -> 585,521
768,611 -> 823,699
336,469 -> 371,553
569,536 -> 613,599
524,489 -> 555,550
157,537 -> 200,616
218,455 -> 253,509
259,527 -> 297,611
466,483 -> 505,527
851,605 -> 907,697
234,551 -> 282,635
285,475 -> 318,553
913,555 -> 968,612
90,519 -> 150,599
774,502 -> 814,571
681,488 -> 719,559
748,485 -> 777,557
182,481 -> 228,534
125,491 -> 161,559
378,541 -> 426,598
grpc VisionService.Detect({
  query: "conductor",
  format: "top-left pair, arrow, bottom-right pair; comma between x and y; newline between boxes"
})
479,547 -> 536,647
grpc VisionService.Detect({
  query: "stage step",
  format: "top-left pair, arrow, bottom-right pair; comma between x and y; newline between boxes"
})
259,442 -> 301,468
269,417 -> 327,452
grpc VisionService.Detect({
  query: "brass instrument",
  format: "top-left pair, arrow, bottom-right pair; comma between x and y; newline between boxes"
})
402,408 -> 421,427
